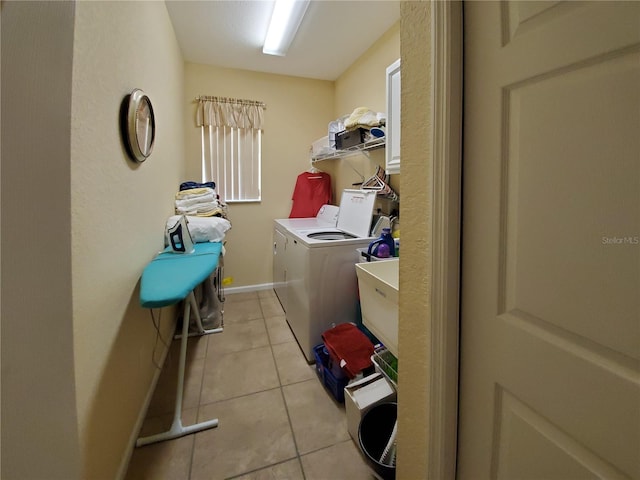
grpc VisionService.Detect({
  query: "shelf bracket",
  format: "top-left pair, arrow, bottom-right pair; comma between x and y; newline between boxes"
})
343,157 -> 365,184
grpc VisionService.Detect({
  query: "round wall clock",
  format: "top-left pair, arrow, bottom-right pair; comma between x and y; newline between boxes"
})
121,88 -> 155,163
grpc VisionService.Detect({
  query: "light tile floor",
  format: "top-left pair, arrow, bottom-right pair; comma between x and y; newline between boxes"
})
125,290 -> 375,480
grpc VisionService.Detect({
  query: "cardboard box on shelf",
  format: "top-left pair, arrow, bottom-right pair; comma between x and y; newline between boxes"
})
344,372 -> 396,441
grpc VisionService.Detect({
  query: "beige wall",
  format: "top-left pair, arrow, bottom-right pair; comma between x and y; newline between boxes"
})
397,2 -> 432,478
2,2 -> 432,478
1,2 -> 81,478
182,22 -> 399,290
70,1 -> 185,478
184,64 -> 334,288
323,21 -> 401,218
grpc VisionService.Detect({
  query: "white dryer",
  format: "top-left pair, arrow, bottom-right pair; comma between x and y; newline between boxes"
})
273,190 -> 377,362
273,204 -> 338,308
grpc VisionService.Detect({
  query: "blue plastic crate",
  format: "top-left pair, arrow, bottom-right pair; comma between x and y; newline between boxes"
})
313,345 -> 327,383
313,344 -> 349,403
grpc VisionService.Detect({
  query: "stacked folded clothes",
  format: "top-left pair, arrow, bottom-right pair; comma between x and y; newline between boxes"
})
165,215 -> 231,244
175,183 -> 227,218
343,107 -> 385,131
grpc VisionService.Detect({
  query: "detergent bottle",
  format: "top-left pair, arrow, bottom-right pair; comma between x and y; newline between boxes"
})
367,228 -> 395,259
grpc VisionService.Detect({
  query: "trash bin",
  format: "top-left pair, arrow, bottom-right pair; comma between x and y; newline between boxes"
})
358,402 -> 397,480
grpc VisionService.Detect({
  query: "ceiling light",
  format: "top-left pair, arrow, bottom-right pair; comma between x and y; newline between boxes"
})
262,0 -> 310,56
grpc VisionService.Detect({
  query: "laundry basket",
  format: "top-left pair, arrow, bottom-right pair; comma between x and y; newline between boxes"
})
313,344 -> 349,402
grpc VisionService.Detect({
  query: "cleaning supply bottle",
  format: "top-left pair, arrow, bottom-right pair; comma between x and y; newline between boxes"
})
367,228 -> 396,259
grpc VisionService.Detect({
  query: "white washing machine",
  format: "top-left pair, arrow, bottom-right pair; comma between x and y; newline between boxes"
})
273,204 -> 339,307
273,190 -> 377,362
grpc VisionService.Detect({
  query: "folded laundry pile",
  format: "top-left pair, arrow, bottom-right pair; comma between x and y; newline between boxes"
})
165,215 -> 231,245
327,107 -> 386,150
322,323 -> 375,379
175,181 -> 228,218
169,181 -> 231,244
344,107 -> 385,131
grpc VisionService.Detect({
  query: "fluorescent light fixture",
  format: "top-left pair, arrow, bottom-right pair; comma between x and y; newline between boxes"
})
263,0 -> 310,56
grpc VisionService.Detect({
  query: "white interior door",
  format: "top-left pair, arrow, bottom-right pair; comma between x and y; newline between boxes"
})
458,2 -> 640,479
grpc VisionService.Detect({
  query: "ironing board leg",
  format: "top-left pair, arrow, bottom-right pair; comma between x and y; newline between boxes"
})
187,292 -> 223,336
174,292 -> 224,338
175,273 -> 224,338
136,291 -> 219,447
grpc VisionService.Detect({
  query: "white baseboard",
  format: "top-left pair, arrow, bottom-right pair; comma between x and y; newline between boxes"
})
224,282 -> 274,295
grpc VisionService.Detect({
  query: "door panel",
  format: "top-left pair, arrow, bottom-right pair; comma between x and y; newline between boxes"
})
494,387 -> 622,480
502,51 -> 640,359
459,2 -> 640,478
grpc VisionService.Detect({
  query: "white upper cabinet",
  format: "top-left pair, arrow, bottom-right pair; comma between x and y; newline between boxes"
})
385,58 -> 401,174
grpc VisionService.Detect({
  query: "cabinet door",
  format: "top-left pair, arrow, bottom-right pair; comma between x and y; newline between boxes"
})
273,228 -> 287,311
386,59 -> 401,174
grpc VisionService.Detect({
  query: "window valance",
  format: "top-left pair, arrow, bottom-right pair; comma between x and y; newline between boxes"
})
196,96 -> 265,130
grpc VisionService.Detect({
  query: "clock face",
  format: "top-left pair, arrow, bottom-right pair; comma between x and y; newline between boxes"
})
135,98 -> 153,155
123,89 -> 155,163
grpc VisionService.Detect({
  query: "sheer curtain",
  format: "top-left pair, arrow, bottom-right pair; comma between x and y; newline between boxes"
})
196,97 -> 265,203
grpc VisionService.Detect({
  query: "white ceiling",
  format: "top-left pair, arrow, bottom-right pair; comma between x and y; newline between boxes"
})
165,1 -> 400,81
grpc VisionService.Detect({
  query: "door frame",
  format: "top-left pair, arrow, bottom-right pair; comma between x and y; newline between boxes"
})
426,1 -> 463,478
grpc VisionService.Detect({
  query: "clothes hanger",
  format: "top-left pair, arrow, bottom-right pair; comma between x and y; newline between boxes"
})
362,165 -> 399,201
362,165 -> 387,190
362,175 -> 385,191
307,159 -> 324,178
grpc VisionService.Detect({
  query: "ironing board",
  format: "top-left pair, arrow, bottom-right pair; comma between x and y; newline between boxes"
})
137,241 -> 223,447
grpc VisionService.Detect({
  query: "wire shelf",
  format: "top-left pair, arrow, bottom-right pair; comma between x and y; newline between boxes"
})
311,137 -> 385,162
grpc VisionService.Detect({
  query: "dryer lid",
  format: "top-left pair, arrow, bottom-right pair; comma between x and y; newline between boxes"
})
336,189 -> 377,238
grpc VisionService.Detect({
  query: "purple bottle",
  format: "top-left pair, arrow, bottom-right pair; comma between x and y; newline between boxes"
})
367,228 -> 395,259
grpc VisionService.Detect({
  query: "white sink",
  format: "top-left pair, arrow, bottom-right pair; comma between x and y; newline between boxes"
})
355,259 -> 399,356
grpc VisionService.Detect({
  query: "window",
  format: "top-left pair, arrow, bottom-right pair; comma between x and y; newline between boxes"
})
196,96 -> 265,203
201,125 -> 261,202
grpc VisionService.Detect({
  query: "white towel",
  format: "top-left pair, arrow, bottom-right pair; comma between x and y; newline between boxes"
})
175,187 -> 216,200
176,202 -> 218,215
175,193 -> 216,209
165,215 -> 231,244
344,107 -> 384,130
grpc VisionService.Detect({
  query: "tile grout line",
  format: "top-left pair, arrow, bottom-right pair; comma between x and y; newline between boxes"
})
195,378 -> 312,412
188,325 -> 214,480
259,297 -> 308,480
194,293 -> 351,479
273,351 -> 308,479
140,292 -> 365,480
223,456 -> 300,480
259,294 -> 367,476
191,296 -> 265,480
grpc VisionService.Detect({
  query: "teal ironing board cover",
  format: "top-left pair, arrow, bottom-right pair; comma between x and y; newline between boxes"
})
140,242 -> 223,308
